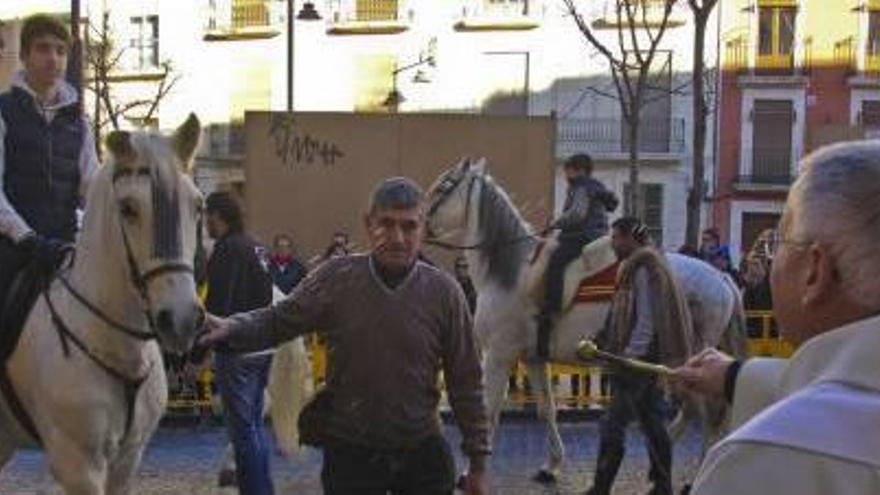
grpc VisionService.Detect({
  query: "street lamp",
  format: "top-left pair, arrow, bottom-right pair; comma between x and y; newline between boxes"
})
382,54 -> 435,111
287,1 -> 322,112
69,0 -> 83,107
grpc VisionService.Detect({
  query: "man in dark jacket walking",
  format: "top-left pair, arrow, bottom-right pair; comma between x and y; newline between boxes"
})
204,191 -> 274,495
537,153 -> 618,358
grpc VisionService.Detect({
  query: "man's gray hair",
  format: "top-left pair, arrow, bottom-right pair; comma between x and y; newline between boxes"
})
790,140 -> 880,308
367,176 -> 425,216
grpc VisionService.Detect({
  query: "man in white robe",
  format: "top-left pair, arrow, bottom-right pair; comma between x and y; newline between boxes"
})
674,140 -> 880,495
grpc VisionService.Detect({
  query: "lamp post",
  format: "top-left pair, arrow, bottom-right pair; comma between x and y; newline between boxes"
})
382,55 -> 435,112
287,1 -> 321,112
69,0 -> 83,107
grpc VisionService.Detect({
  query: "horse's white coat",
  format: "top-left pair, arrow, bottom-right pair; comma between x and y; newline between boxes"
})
0,118 -> 204,495
426,159 -> 748,480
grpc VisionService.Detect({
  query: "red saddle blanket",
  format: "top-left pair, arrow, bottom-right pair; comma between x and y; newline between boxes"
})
573,262 -> 618,304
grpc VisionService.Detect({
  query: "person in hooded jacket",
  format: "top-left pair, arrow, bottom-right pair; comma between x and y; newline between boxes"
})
536,153 -> 618,358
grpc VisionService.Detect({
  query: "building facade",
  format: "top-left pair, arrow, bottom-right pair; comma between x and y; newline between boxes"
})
1,0 -> 722,251
714,0 -> 880,263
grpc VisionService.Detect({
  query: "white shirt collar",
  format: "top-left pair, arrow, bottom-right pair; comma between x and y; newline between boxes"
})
779,313 -> 880,398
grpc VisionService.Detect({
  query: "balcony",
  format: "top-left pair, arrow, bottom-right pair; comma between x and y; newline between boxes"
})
454,0 -> 542,32
204,0 -> 282,41
588,0 -> 687,30
724,36 -> 807,82
556,118 -> 685,159
834,36 -> 857,74
868,53 -> 880,77
734,147 -> 797,192
326,0 -> 411,35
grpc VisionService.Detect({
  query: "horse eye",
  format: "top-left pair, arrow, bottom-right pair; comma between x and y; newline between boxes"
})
119,199 -> 139,221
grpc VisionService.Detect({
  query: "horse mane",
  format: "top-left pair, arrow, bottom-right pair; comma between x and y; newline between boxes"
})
476,173 -> 535,289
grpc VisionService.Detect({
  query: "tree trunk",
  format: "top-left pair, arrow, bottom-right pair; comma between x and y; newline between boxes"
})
627,114 -> 643,219
685,2 -> 716,248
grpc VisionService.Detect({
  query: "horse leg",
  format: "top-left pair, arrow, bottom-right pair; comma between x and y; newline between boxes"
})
526,360 -> 564,484
455,350 -> 515,489
44,441 -> 107,495
0,436 -> 14,471
483,352 -> 514,433
105,448 -> 145,495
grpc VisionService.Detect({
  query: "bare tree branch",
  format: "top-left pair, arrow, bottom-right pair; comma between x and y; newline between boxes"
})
86,7 -> 180,135
562,0 -> 622,67
563,0 -> 679,218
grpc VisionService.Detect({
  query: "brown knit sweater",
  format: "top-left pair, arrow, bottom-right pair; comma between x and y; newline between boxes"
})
225,254 -> 490,459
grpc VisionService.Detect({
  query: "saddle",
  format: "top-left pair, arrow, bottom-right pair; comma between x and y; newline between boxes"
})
527,235 -> 619,311
0,259 -> 54,364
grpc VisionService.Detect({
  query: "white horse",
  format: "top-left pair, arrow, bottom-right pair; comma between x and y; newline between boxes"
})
425,158 -> 748,482
0,115 -> 206,494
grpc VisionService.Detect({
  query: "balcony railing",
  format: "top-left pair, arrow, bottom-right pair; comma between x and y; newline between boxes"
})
724,36 -> 748,71
736,147 -> 797,188
454,0 -> 542,30
834,36 -> 857,73
328,0 -> 405,23
735,173 -> 796,187
866,53 -> 880,76
205,0 -> 282,40
589,0 -> 686,29
724,36 -> 803,76
356,0 -> 399,21
462,0 -> 531,18
557,118 -> 685,157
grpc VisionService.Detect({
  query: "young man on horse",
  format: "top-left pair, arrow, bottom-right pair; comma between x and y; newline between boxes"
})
201,177 -> 490,495
586,217 -> 692,495
537,153 -> 617,358
0,14 -> 98,322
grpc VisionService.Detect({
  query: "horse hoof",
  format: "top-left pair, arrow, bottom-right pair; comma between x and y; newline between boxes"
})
531,469 -> 557,484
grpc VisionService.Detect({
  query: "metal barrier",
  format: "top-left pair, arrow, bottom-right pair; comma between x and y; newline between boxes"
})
166,363 -> 215,415
166,310 -> 794,412
745,310 -> 794,358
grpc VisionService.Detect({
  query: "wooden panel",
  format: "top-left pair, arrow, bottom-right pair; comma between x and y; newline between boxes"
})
243,112 -> 555,264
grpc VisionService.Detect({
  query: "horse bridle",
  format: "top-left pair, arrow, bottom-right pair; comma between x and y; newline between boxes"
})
10,166 -> 200,444
54,167 -> 198,342
425,169 -> 536,251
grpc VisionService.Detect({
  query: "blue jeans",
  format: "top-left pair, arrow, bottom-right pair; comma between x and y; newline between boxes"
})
215,352 -> 274,495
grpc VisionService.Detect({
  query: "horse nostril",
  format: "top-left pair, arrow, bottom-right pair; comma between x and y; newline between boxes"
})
156,310 -> 174,332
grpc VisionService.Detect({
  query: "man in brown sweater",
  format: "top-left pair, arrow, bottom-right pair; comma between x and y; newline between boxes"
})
200,177 -> 490,495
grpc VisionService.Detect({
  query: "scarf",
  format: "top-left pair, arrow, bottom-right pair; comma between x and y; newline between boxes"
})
608,247 -> 694,367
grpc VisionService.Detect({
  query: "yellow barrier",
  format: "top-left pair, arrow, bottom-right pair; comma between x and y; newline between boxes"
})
745,310 -> 794,358
167,310 -> 793,412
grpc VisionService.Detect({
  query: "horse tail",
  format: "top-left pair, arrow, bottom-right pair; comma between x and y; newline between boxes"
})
267,336 -> 314,457
719,275 -> 749,359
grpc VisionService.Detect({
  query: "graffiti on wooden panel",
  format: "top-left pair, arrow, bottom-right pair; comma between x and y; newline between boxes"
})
269,114 -> 345,168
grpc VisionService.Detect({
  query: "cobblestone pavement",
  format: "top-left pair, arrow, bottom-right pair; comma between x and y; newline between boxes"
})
0,420 -> 703,494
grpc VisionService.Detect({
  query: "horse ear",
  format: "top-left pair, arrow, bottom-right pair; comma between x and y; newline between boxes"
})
472,157 -> 487,174
105,131 -> 135,164
173,113 -> 201,172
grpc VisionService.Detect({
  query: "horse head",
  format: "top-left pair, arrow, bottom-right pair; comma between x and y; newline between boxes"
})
96,114 -> 205,354
425,157 -> 486,241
